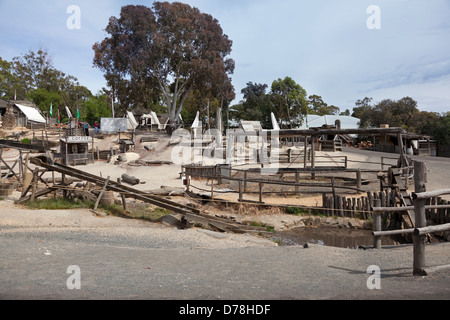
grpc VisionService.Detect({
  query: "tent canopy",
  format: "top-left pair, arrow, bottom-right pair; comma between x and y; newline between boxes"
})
15,104 -> 46,123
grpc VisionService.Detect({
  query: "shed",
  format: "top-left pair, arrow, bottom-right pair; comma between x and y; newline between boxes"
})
0,100 -> 46,127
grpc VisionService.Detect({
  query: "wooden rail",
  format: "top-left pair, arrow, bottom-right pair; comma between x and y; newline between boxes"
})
372,161 -> 450,276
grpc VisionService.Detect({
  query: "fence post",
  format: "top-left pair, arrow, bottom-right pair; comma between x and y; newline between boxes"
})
356,170 -> 362,194
373,199 -> 382,249
413,161 -> 427,276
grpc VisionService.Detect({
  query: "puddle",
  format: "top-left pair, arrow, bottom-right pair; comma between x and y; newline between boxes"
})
273,227 -> 400,249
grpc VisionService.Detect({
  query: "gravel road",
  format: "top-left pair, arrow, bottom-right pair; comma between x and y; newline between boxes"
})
0,198 -> 449,300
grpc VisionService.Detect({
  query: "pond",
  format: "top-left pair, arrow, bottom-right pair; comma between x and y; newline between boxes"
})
273,226 -> 400,249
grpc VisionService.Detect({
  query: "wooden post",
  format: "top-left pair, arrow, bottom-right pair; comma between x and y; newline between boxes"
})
211,179 -> 214,201
244,171 -> 248,193
303,136 -> 308,169
30,169 -> 39,202
311,135 -> 316,180
117,178 -> 127,211
94,176 -> 110,211
356,170 -> 362,193
259,183 -> 263,203
413,161 -> 427,276
373,199 -> 382,249
239,181 -> 243,202
295,171 -> 300,193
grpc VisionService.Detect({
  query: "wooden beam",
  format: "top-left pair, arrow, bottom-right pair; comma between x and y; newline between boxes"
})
414,223 -> 450,236
413,189 -> 450,200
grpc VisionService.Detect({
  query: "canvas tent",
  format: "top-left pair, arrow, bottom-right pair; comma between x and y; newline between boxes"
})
126,111 -> 138,130
271,113 -> 280,131
299,115 -> 360,130
191,111 -> 202,138
15,104 -> 46,124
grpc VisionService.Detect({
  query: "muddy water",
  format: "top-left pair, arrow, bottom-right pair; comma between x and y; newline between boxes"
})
274,227 -> 400,249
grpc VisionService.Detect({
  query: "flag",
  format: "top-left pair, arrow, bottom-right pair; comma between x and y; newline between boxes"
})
50,102 -> 53,117
65,106 -> 73,118
58,109 -> 61,132
76,107 -> 80,119
14,90 -> 16,101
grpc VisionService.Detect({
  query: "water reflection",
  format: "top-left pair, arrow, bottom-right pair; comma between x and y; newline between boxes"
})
275,227 -> 399,249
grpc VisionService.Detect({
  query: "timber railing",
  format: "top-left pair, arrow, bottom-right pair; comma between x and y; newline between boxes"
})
371,161 -> 450,276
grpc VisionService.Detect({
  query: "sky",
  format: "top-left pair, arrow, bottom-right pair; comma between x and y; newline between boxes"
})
1,0 -> 449,114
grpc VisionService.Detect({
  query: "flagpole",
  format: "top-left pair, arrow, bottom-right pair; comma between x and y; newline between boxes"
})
111,89 -> 115,119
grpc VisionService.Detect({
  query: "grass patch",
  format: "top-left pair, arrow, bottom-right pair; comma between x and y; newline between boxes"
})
24,198 -> 93,210
249,221 -> 275,233
286,206 -> 330,218
22,198 -> 171,222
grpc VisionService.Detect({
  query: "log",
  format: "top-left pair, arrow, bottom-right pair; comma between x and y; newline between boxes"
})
121,174 -> 140,186
373,228 -> 415,237
414,223 -> 450,236
413,189 -> 450,200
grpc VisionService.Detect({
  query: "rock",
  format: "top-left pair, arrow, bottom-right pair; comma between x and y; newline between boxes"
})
347,218 -> 358,229
160,214 -> 183,228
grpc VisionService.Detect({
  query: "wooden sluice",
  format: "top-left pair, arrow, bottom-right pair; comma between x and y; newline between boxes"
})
22,156 -> 266,234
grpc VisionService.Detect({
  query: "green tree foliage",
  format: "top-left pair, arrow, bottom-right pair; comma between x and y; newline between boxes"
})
0,57 -> 18,99
81,93 -> 112,125
271,77 -> 308,128
422,112 -> 450,145
352,96 -> 450,146
230,82 -> 273,129
307,94 -> 340,116
93,2 -> 235,132
1,49 -> 92,121
353,97 -> 421,130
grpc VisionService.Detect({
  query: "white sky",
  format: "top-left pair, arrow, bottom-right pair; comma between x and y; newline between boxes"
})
1,0 -> 449,113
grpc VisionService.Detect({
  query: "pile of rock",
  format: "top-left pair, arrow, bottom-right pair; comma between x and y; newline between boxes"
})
2,103 -> 16,129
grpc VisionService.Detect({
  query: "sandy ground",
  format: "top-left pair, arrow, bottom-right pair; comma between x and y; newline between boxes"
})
1,130 -> 449,300
2,131 -> 450,231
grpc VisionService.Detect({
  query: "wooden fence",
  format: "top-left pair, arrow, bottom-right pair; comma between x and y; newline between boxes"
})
321,188 -> 399,220
372,162 -> 450,276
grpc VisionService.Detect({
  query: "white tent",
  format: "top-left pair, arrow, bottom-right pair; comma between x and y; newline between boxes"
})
126,111 -> 138,130
271,113 -> 280,131
191,111 -> 202,139
299,115 -> 360,130
15,104 -> 46,123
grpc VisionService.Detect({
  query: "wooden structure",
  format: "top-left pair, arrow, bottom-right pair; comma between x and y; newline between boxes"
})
60,135 -> 94,166
0,100 -> 46,128
372,161 -> 450,276
18,156 -> 266,234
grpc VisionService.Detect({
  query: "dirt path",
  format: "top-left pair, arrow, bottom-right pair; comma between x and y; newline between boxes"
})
1,133 -> 449,301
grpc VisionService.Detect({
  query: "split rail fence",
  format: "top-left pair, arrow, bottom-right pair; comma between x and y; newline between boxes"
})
372,161 -> 450,276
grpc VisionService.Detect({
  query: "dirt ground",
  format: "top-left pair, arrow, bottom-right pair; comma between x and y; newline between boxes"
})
0,129 -> 449,301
